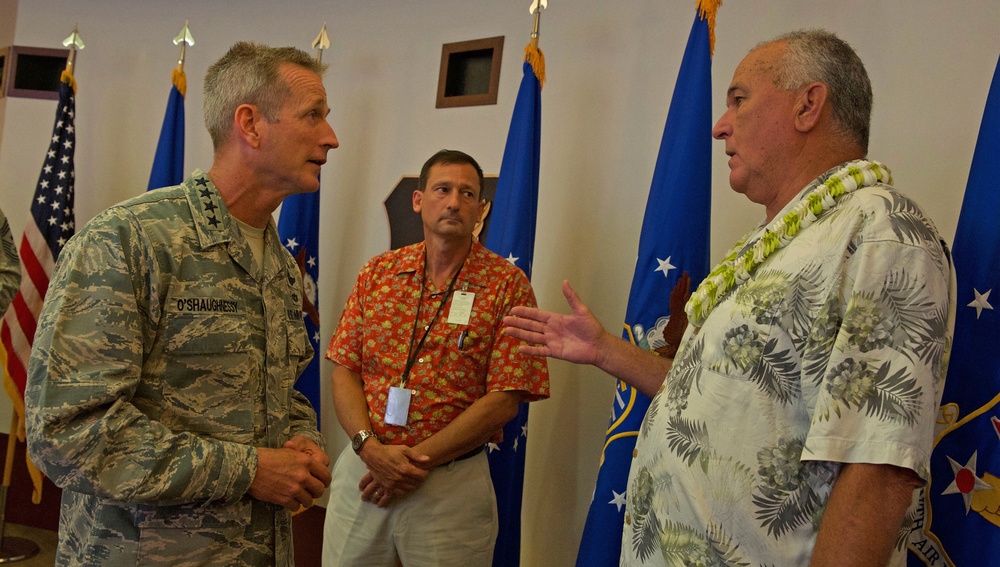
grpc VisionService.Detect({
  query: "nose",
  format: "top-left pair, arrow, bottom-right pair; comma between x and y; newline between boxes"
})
712,111 -> 731,140
322,120 -> 339,150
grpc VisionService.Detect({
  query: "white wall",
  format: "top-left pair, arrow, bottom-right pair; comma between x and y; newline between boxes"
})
1,0 -> 997,564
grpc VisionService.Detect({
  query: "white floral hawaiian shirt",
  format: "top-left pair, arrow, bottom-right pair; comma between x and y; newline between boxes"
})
622,165 -> 956,566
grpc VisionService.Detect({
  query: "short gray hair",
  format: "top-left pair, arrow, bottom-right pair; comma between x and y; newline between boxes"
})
203,42 -> 327,150
762,30 -> 872,154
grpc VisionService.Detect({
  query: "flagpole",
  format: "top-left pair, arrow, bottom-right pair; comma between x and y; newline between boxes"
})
0,414 -> 39,563
530,3 -> 542,49
148,23 -> 191,191
274,21 -> 331,429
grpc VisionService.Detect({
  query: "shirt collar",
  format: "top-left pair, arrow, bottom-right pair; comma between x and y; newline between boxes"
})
394,240 -> 490,290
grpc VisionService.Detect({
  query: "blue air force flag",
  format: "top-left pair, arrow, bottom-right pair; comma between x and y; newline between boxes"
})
277,190 -> 323,425
576,9 -> 713,566
485,51 -> 543,567
907,53 -> 1000,567
148,69 -> 186,191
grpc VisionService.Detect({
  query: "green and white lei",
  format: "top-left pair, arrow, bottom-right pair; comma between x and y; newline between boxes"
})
685,160 -> 893,328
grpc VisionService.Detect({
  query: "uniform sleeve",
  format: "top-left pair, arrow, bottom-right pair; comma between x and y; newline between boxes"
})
287,311 -> 324,449
0,208 -> 20,315
486,269 -> 550,402
25,210 -> 257,506
802,231 -> 954,481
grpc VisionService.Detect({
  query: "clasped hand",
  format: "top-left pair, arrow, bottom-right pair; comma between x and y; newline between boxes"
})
358,442 -> 430,508
248,435 -> 332,511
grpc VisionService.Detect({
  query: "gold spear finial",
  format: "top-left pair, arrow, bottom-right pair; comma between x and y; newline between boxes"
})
312,22 -> 330,65
62,25 -> 85,75
173,20 -> 196,73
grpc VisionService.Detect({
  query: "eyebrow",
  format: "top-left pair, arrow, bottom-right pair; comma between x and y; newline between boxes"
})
726,84 -> 747,98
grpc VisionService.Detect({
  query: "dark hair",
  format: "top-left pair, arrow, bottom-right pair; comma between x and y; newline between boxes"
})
418,150 -> 484,195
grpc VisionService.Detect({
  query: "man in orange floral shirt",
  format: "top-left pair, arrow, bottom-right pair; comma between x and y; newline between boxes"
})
322,149 -> 550,566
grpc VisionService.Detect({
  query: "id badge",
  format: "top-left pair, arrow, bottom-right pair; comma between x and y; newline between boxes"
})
447,291 -> 475,325
385,386 -> 412,426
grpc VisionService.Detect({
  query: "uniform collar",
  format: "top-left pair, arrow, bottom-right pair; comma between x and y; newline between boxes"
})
183,169 -> 284,283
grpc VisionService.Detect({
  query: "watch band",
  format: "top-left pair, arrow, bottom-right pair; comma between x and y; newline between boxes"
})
352,429 -> 377,455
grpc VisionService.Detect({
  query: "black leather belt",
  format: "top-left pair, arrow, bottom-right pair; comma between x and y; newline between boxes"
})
444,445 -> 485,466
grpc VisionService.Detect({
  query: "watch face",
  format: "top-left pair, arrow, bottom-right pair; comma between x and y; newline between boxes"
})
352,431 -> 371,453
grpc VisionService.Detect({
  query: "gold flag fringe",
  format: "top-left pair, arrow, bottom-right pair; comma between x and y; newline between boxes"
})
524,43 -> 545,88
60,69 -> 77,95
696,0 -> 723,57
172,67 -> 188,98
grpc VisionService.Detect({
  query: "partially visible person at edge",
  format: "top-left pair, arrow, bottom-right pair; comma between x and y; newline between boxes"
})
504,29 -> 955,567
322,149 -> 550,566
0,206 -> 20,314
25,41 -> 338,566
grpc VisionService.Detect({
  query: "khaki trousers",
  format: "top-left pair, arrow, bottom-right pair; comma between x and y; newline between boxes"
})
322,445 -> 498,567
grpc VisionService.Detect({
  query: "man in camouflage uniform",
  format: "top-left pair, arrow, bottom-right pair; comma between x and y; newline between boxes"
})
0,207 -> 20,314
25,42 -> 338,566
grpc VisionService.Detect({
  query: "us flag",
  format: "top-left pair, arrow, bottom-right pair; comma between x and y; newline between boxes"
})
0,70 -> 77,503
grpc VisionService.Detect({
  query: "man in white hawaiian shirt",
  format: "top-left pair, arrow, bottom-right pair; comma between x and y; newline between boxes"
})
504,29 -> 955,567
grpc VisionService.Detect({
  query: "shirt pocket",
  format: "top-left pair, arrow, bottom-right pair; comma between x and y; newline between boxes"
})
159,310 -> 254,439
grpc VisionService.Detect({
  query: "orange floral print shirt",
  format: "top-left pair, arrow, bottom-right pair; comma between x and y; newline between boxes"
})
326,241 -> 550,446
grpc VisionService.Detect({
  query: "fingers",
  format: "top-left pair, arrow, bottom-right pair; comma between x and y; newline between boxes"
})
249,447 -> 331,511
400,447 -> 431,465
508,304 -> 545,322
361,483 -> 394,508
562,280 -> 590,316
307,456 -> 333,488
503,316 -> 545,341
358,471 -> 375,492
284,435 -> 332,467
513,343 -> 550,357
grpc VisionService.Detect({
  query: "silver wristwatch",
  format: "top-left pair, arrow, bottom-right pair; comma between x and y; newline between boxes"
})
351,429 -> 377,454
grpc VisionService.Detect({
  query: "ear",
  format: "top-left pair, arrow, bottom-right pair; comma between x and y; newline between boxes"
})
477,198 -> 487,221
234,104 -> 264,149
412,189 -> 424,213
793,82 -> 828,133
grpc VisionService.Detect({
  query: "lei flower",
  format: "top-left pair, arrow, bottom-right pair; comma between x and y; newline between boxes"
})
685,160 -> 892,328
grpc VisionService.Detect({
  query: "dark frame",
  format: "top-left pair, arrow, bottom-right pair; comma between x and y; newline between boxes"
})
435,36 -> 504,108
5,45 -> 70,100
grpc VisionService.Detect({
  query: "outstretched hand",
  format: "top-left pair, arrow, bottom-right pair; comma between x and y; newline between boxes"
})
503,280 -> 612,366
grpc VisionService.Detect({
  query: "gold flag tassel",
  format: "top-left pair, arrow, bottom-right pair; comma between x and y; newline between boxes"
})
172,68 -> 187,98
60,70 -> 77,95
696,0 -> 723,57
526,0 -> 547,86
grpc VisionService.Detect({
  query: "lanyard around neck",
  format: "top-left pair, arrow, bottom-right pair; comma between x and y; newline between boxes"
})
400,256 -> 464,387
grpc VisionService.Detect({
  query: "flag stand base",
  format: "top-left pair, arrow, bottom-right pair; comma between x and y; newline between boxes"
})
0,537 -> 38,563
0,414 -> 41,563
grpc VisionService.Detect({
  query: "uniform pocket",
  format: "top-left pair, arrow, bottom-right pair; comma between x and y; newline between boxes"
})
159,311 -> 255,439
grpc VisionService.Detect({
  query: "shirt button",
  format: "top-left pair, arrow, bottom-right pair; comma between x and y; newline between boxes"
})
632,448 -> 638,458
424,325 -> 429,330
418,357 -> 424,363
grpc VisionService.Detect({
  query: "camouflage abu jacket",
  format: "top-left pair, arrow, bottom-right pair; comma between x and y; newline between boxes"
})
26,171 -> 322,566
0,206 -> 20,314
